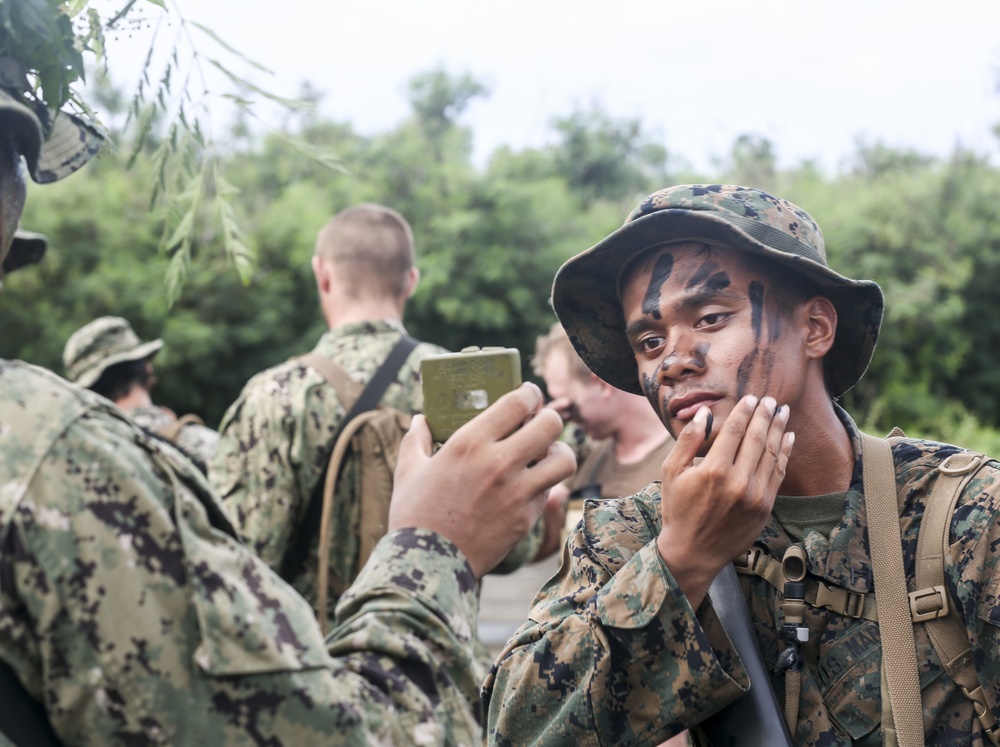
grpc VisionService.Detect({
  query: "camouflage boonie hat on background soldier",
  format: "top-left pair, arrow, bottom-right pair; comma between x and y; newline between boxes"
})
64,317 -> 164,389
551,184 -> 884,399
3,229 -> 48,274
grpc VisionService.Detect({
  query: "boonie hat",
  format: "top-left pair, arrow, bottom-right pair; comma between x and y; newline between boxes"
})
3,229 -> 48,273
552,184 -> 884,399
64,316 -> 164,389
0,57 -> 104,184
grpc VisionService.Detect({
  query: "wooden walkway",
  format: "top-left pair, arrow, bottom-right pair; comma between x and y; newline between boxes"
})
477,553 -> 561,656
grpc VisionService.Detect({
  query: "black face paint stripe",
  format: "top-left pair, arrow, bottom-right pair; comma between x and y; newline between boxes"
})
694,342 -> 710,367
642,253 -> 674,319
749,281 -> 764,342
736,349 -> 759,401
642,372 -> 669,434
686,260 -> 731,294
767,302 -> 783,343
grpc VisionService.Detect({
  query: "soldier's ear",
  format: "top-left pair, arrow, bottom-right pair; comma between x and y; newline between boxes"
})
402,267 -> 420,300
803,296 -> 837,361
312,255 -> 332,294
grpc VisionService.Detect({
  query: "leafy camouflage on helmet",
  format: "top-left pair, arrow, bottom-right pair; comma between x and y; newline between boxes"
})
0,58 -> 104,185
0,359 -> 487,745
484,406 -> 1000,746
63,316 -> 164,388
552,184 -> 884,399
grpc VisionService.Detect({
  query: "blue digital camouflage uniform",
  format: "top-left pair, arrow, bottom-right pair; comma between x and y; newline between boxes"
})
0,359 -> 486,745
210,319 -> 542,629
483,407 -> 1000,746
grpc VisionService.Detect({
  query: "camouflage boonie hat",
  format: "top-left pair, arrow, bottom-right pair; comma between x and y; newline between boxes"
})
0,57 -> 104,184
552,184 -> 884,399
64,317 -> 164,389
3,229 -> 48,274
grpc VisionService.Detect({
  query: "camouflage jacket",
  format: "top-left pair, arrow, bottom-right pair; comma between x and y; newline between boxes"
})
209,320 -> 449,617
128,403 -> 219,470
0,359 -> 486,745
483,408 -> 1000,746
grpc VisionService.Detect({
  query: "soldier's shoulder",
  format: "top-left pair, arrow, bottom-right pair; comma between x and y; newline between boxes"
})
891,436 -> 1000,487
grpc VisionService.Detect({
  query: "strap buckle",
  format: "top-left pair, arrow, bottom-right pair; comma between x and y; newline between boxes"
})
734,546 -> 767,576
939,453 -> 983,476
813,581 -> 866,619
961,685 -> 1000,746
909,585 -> 950,622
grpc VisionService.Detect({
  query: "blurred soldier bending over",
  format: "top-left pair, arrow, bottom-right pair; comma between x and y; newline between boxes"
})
63,315 -> 220,471
484,184 -> 1000,746
0,58 -> 574,745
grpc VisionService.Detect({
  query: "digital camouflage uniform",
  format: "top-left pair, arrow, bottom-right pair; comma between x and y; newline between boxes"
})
484,407 -> 1000,745
129,403 -> 220,469
0,359 -> 486,745
210,320 -> 448,614
62,316 -> 220,468
484,184 -> 1000,746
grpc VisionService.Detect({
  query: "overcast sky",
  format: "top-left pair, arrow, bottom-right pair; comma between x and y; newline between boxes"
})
100,0 -> 1000,174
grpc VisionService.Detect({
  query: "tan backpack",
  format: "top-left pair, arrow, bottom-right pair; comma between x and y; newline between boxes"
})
281,338 -> 416,633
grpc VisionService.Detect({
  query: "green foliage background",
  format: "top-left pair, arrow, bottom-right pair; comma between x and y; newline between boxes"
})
5,68 -> 1000,454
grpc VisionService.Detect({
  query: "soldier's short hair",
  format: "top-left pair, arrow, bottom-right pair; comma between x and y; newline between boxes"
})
314,203 -> 415,299
532,322 -> 593,383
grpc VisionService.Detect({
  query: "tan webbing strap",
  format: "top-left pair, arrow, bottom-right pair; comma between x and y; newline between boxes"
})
156,412 -> 204,443
736,547 -> 878,621
299,352 -> 362,409
860,432 -> 924,747
315,409 -> 383,634
913,450 -> 1000,746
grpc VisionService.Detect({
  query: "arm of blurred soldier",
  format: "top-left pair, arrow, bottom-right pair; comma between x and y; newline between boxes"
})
483,396 -> 792,746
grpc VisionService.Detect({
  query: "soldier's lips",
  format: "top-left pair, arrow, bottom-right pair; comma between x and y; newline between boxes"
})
669,393 -> 722,422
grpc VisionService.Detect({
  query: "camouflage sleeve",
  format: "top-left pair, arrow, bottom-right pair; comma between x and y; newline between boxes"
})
483,495 -> 748,746
209,366 -> 321,570
176,421 -> 220,469
331,528 -> 486,717
1,413 -> 485,745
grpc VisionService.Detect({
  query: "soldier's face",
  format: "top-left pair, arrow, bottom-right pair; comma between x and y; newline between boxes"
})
620,242 -> 809,447
541,350 -> 613,440
0,130 -> 28,277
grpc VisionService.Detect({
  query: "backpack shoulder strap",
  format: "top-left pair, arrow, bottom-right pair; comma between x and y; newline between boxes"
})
278,335 -> 418,581
859,431 -> 924,747
913,449 -> 1000,745
157,412 -> 205,443
298,352 -> 362,409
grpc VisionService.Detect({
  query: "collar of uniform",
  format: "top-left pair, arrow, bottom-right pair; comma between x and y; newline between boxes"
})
751,404 -> 873,594
317,319 -> 408,350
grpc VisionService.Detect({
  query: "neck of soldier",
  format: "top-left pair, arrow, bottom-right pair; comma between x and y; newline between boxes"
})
613,397 -> 672,464
778,387 -> 854,497
322,290 -> 406,331
115,383 -> 153,411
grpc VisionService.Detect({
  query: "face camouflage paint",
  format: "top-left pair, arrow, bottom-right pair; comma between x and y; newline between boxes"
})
642,253 -> 673,319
